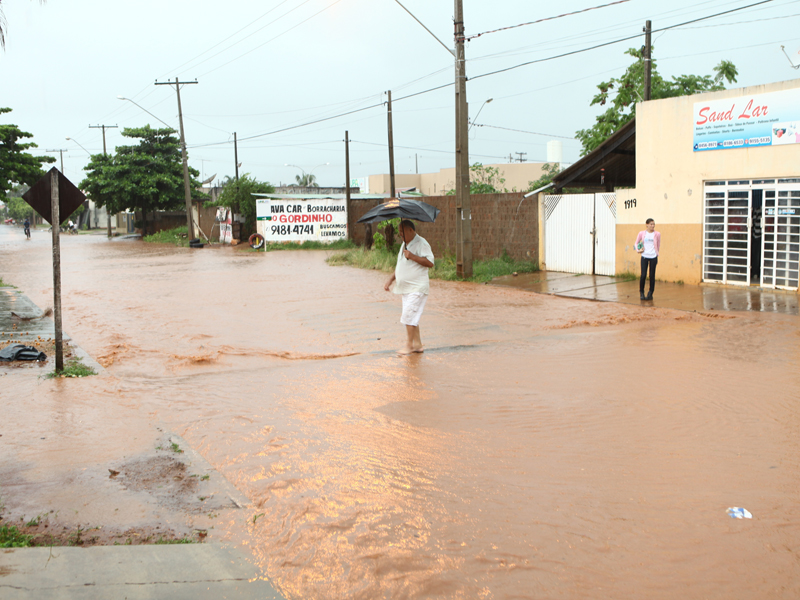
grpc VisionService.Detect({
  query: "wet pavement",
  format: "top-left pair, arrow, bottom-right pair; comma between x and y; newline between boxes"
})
491,270 -> 800,315
2,223 -> 800,599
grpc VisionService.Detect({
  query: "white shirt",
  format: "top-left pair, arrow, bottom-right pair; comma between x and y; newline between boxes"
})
393,233 -> 434,295
642,232 -> 657,259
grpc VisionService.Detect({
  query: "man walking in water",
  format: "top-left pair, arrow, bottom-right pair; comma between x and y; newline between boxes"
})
384,219 -> 434,355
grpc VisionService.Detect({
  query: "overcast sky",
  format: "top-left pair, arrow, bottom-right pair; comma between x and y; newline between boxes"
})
2,0 -> 799,188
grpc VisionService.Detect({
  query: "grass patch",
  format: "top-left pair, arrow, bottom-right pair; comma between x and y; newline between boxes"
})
0,524 -> 33,548
260,239 -> 356,252
615,270 -> 638,282
0,277 -> 15,288
143,226 -> 190,247
327,248 -> 538,283
46,357 -> 96,379
154,536 -> 196,544
170,442 -> 183,454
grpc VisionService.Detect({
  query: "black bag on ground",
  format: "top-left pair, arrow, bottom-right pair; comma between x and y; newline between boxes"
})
0,344 -> 47,361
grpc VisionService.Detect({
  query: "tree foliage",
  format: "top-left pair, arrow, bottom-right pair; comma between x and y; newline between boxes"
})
0,107 -> 55,202
211,174 -> 274,226
446,163 -> 508,195
293,173 -> 318,187
575,48 -> 738,155
80,125 -> 205,235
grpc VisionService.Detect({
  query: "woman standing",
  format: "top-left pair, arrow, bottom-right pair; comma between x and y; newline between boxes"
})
635,218 -> 660,300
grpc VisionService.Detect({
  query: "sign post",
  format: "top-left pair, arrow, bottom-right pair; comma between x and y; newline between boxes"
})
50,170 -> 64,371
22,168 -> 86,374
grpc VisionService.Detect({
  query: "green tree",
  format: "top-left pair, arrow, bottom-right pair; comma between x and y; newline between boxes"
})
211,174 -> 274,228
0,107 -> 55,202
446,162 -> 508,195
80,125 -> 205,235
575,48 -> 738,155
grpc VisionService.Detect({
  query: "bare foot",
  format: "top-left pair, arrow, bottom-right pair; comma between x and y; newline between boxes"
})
397,347 -> 414,356
412,347 -> 424,353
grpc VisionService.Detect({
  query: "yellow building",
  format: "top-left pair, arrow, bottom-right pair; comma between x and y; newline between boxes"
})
553,77 -> 800,292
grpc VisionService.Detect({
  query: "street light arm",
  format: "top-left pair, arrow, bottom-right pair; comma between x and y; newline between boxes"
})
65,137 -> 91,156
117,96 -> 174,129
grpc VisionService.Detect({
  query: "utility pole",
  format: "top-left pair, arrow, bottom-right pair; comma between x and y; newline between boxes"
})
90,124 -> 118,237
46,149 -> 67,173
345,130 -> 351,240
515,152 -> 527,163
454,0 -> 472,278
643,20 -> 652,101
386,90 -> 396,199
50,170 -> 63,372
89,124 -> 118,155
415,153 -> 418,174
155,77 -> 198,239
234,132 -> 239,181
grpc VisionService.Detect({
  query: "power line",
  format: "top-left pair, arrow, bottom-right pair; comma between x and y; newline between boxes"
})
198,0 -> 344,78
470,0 -> 775,81
465,0 -> 631,41
473,123 -> 575,140
187,1 -> 776,151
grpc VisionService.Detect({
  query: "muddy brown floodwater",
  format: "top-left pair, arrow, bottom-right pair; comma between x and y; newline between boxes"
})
2,227 -> 800,599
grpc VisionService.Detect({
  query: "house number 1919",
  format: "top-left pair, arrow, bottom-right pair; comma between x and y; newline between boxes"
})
624,199 -> 637,209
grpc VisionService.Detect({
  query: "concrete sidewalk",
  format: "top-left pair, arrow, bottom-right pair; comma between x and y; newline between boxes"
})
0,544 -> 285,599
490,271 -> 799,315
0,287 -> 103,373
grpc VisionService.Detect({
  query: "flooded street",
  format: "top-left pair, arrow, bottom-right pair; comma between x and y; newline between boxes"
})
2,226 -> 800,599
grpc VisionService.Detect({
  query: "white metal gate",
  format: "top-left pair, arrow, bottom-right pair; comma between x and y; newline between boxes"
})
544,193 -> 617,276
703,179 -> 800,290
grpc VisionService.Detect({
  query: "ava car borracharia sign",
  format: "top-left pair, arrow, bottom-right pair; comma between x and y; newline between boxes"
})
256,198 -> 348,242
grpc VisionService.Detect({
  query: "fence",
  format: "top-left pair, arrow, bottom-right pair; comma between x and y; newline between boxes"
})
348,192 -> 538,262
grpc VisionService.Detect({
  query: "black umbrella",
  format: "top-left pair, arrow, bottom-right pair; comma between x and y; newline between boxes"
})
357,198 -> 440,225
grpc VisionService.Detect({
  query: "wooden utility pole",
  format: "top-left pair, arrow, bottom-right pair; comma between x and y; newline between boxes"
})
155,78 -> 198,238
454,0 -> 472,278
50,170 -> 63,372
234,132 -> 239,181
90,124 -> 118,237
644,20 -> 652,101
387,90 -> 396,199
46,149 -> 67,173
345,130 -> 352,240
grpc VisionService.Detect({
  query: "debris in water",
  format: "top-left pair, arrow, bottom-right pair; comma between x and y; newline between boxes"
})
727,507 -> 753,519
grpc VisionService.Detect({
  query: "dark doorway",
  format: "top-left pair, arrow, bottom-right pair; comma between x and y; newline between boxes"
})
751,189 -> 763,282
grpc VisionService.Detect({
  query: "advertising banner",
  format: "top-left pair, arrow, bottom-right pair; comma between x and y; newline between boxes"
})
693,87 -> 800,152
256,198 -> 348,243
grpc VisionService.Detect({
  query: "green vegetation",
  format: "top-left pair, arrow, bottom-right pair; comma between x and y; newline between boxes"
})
327,248 -> 538,283
0,108 -> 55,207
143,226 -> 191,247
80,126 -> 206,236
200,474 -> 210,481
576,48 -> 738,155
446,162 -> 509,195
615,271 -> 638,282
262,239 -> 355,252
208,174 -> 274,229
170,442 -> 183,454
0,524 -> 33,548
154,536 -> 196,544
0,276 -> 15,288
47,357 -> 96,379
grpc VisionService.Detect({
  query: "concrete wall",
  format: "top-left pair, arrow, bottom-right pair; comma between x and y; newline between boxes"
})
349,193 -> 538,262
367,163 -> 550,196
617,78 -> 800,285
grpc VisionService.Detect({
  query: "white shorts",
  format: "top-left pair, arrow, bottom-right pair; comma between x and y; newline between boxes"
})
400,293 -> 428,326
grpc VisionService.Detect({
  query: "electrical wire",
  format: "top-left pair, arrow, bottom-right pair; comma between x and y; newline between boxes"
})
198,0 -> 345,78
465,0 -> 631,41
472,124 -> 575,140
470,0 -> 776,81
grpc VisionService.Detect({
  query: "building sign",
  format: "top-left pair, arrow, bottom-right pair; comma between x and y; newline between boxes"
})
256,198 -> 348,242
693,87 -> 800,152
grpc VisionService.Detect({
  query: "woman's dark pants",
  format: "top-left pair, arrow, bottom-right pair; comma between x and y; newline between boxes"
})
640,256 -> 658,296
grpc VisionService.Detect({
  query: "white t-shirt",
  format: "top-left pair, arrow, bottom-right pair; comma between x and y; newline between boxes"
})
642,232 -> 657,259
393,233 -> 434,295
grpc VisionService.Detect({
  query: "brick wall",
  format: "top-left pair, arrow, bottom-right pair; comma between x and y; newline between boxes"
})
348,193 -> 538,262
